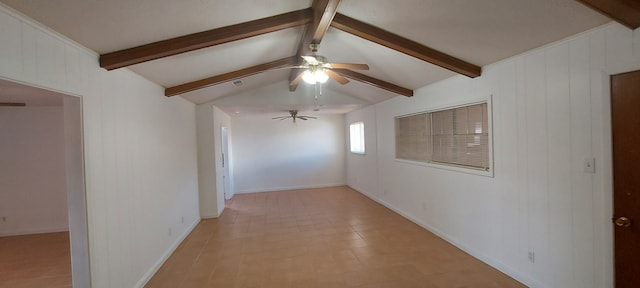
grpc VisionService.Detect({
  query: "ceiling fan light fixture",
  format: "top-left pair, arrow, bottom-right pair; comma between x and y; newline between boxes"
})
314,69 -> 329,83
302,70 -> 317,84
302,68 -> 329,84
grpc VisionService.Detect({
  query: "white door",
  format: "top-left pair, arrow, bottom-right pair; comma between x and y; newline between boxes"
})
221,126 -> 232,199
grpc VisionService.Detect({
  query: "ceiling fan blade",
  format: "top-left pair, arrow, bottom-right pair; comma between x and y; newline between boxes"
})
272,116 -> 290,119
301,55 -> 319,65
290,70 -> 304,86
269,65 -> 308,71
326,69 -> 349,84
328,63 -> 369,70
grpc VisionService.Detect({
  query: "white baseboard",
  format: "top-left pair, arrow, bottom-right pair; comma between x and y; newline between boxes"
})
0,226 -> 69,237
134,218 -> 201,288
348,185 -> 543,288
201,213 -> 219,219
235,183 -> 346,194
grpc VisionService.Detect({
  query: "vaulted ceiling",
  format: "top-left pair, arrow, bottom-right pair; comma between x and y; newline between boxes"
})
2,0 -> 636,114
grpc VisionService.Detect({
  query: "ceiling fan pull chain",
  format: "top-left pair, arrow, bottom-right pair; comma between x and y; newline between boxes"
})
314,83 -> 319,101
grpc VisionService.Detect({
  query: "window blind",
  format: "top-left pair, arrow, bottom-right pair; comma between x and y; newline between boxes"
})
395,102 -> 489,171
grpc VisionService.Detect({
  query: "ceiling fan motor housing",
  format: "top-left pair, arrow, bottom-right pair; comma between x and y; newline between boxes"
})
309,43 -> 320,53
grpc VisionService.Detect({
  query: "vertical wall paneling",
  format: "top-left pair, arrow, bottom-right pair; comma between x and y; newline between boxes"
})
524,50 -> 551,286
20,23 -> 37,83
345,23 -> 640,288
86,70 -> 110,287
545,43 -> 573,288
0,13 -> 21,79
492,60 -> 522,273
63,96 -> 91,288
64,44 -> 83,95
569,36 -> 596,288
514,56 -> 532,280
35,31 -> 66,91
590,27 -> 611,288
0,5 -> 200,287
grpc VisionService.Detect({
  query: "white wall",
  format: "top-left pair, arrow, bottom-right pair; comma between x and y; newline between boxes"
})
346,105 -> 379,196
63,95 -> 91,288
346,23 -> 640,288
0,106 -> 68,236
212,106 -> 232,210
195,105 -> 217,218
0,4 -> 200,288
233,113 -> 346,193
195,104 -> 232,218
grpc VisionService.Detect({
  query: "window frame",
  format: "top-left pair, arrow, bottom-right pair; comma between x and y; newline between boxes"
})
394,97 -> 494,177
349,121 -> 366,155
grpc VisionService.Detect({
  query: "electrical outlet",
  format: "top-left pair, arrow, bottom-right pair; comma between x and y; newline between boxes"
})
528,251 -> 535,263
1,216 -> 6,222
584,157 -> 596,173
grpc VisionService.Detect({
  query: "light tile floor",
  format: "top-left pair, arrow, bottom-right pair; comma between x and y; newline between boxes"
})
146,186 -> 527,288
0,232 -> 71,288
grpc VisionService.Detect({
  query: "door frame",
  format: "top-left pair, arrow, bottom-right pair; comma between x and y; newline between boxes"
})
597,65 -> 640,287
606,68 -> 640,287
0,76 -> 91,287
220,125 -> 233,200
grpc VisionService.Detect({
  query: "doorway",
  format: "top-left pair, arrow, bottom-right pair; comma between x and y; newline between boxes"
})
221,126 -> 233,200
0,78 -> 90,287
611,70 -> 640,288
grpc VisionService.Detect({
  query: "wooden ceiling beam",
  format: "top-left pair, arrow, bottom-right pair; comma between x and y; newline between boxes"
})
100,9 -> 313,70
165,56 -> 298,97
310,0 -> 342,44
331,13 -> 481,78
334,69 -> 413,97
288,0 -> 341,91
576,0 -> 640,29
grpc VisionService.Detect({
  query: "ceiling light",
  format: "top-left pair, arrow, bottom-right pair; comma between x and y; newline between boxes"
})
302,69 -> 328,84
314,69 -> 329,83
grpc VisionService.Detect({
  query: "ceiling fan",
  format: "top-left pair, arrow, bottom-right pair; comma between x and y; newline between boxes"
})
285,44 -> 370,85
272,110 -> 317,123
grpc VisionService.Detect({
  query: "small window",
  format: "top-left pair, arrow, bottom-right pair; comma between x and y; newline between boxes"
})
350,121 -> 365,154
395,102 -> 490,171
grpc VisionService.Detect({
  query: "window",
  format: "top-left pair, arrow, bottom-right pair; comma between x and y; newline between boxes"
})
350,121 -> 365,154
395,102 -> 490,171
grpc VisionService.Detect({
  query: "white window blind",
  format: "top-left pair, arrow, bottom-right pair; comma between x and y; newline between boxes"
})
350,121 -> 365,154
395,102 -> 490,171
395,113 -> 429,162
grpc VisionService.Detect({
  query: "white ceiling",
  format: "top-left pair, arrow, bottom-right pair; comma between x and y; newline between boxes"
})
0,0 -> 610,114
